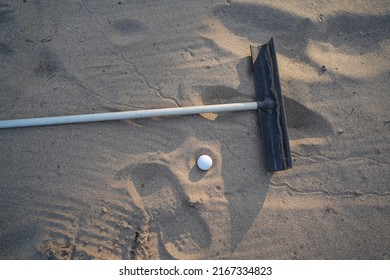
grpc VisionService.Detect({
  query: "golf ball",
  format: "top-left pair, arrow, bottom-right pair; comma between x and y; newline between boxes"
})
197,155 -> 213,171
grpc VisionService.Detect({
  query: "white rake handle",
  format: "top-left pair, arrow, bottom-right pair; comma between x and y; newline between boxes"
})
0,102 -> 258,129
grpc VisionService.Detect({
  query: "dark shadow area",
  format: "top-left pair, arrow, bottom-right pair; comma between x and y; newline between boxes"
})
0,43 -> 13,55
36,45 -> 62,77
0,85 -> 19,114
214,3 -> 315,61
193,85 -> 251,104
324,12 -> 390,51
113,19 -> 147,36
220,56 -> 270,251
0,3 -> 14,24
284,96 -> 333,139
188,164 -> 207,183
214,3 -> 390,67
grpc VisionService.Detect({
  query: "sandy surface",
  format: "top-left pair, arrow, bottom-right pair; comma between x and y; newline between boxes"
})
0,0 -> 389,259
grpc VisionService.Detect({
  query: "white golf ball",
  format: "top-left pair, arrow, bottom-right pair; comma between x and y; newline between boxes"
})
197,155 -> 213,171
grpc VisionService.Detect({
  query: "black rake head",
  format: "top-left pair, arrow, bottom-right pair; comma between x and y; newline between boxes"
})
250,38 -> 292,171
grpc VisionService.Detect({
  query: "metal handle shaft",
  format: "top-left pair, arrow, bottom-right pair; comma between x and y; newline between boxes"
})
0,102 -> 258,129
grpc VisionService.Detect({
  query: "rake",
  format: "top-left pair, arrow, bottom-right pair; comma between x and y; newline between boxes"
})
0,38 -> 292,171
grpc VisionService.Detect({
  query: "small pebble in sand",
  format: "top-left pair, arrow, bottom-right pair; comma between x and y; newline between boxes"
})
102,206 -> 109,213
337,128 -> 344,134
321,65 -> 327,72
197,155 -> 213,171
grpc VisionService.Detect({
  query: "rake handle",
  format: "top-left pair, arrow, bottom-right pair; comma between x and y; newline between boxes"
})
0,102 -> 258,129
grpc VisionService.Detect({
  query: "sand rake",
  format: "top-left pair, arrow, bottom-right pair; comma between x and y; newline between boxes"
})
0,38 -> 292,171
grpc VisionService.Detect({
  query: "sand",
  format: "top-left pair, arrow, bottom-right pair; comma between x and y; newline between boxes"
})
0,0 -> 389,260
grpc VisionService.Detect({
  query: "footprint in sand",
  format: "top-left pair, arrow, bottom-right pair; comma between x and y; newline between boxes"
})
129,163 -> 211,255
116,138 -> 230,259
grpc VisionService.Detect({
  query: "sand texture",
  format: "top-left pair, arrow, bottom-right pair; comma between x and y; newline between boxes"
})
0,0 -> 389,259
